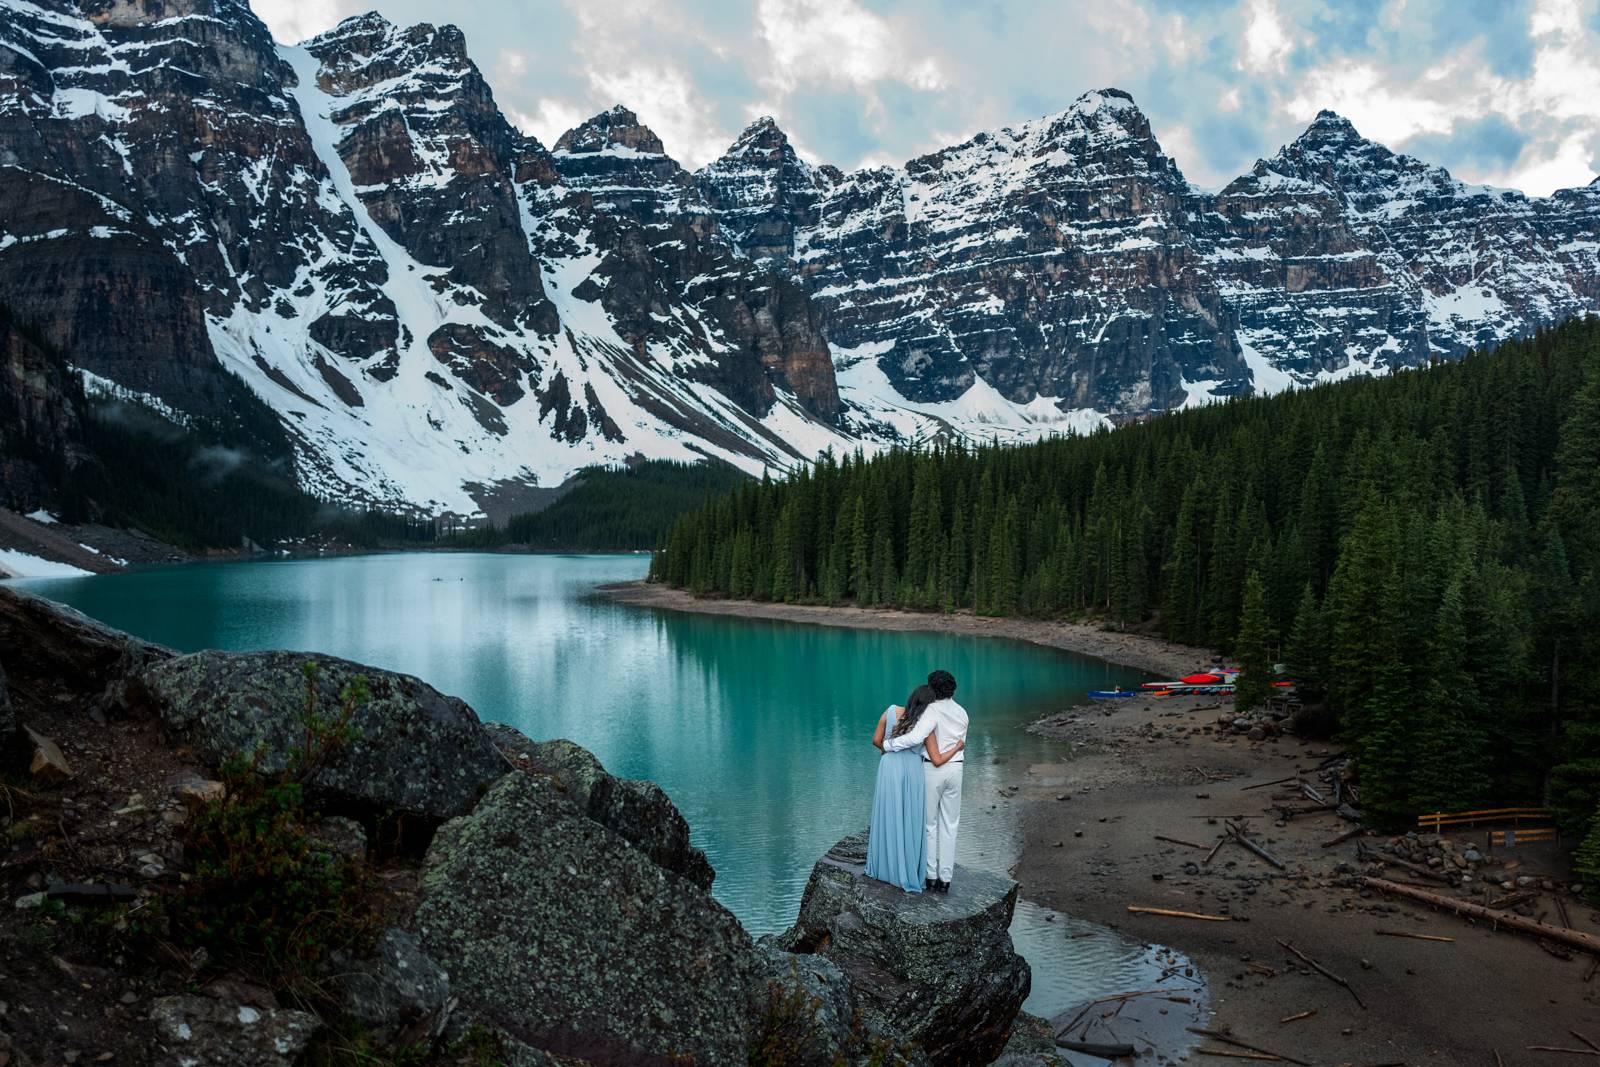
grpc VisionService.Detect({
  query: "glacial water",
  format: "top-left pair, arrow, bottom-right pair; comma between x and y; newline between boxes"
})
17,552 -> 1199,1026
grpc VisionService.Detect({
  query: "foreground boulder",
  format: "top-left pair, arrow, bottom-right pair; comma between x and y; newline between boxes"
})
488,725 -> 716,890
414,771 -> 765,1064
0,587 -> 170,720
773,832 -> 1032,1065
136,650 -> 507,822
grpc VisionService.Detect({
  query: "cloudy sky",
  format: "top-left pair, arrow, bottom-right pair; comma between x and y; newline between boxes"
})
257,0 -> 1600,195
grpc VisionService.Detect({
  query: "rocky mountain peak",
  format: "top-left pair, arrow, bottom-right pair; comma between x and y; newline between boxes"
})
726,115 -> 789,155
307,10 -> 396,52
554,106 -> 666,156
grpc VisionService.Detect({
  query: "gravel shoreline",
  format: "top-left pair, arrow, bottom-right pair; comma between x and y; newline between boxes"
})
598,581 -> 1202,678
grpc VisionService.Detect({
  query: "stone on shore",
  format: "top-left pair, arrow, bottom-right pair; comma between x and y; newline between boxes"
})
339,928 -> 451,1038
486,725 -> 715,889
0,587 -> 171,722
413,771 -> 764,1064
25,726 -> 72,780
134,650 -> 507,822
773,831 -> 1032,1065
149,994 -> 320,1067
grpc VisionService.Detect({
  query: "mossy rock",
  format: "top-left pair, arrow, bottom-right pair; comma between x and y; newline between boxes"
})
137,650 -> 505,822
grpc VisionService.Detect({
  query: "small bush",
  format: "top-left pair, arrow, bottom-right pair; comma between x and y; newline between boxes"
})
166,661 -> 379,998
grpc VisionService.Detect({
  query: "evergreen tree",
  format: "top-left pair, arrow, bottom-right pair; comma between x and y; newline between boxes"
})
1234,571 -> 1273,710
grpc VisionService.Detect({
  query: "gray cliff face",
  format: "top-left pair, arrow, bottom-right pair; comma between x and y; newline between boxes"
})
695,116 -> 840,263
550,106 -> 842,422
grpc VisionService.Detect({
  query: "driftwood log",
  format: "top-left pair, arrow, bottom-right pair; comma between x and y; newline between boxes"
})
1360,877 -> 1600,956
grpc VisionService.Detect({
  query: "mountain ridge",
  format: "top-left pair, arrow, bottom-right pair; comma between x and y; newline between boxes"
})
1,2 -> 1597,514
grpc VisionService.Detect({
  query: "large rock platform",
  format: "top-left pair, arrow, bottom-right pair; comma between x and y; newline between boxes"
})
773,831 -> 1032,1065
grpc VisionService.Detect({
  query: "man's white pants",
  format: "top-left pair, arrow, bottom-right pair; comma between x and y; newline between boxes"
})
924,761 -> 963,882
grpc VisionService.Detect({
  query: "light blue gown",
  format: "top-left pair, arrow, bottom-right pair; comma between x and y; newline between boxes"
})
865,705 -> 927,892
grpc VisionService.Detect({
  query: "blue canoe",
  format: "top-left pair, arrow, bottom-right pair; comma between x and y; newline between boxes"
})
1087,690 -> 1136,699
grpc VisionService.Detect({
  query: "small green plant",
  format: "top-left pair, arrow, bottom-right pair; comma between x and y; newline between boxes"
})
165,660 -> 378,999
748,973 -> 910,1067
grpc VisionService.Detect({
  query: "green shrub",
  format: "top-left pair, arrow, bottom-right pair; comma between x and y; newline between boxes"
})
166,661 -> 378,998
1575,806 -> 1600,904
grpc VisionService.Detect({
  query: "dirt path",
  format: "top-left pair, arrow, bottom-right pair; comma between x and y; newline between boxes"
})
606,581 -> 1600,1065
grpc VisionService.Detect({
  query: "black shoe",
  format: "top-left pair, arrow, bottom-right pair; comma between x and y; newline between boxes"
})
934,879 -> 950,893
924,877 -> 937,891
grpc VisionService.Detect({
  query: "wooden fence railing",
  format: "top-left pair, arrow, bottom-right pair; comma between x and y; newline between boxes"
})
1416,807 -> 1558,849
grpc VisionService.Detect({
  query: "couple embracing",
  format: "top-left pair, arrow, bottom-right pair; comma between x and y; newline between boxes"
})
866,669 -> 968,894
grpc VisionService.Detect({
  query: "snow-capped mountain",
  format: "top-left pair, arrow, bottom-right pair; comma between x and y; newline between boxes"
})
2,2 -> 1598,514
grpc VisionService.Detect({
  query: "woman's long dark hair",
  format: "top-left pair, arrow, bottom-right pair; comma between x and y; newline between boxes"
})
892,684 -> 938,739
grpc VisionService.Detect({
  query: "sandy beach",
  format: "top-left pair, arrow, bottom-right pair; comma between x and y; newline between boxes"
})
605,581 -> 1600,1065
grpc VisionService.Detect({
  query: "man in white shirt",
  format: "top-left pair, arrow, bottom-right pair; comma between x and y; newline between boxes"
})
882,669 -> 968,892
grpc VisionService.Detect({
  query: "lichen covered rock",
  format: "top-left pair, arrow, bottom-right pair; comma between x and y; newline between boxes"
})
340,928 -> 451,1038
490,726 -> 715,890
774,831 -> 1031,1065
136,650 -> 506,822
413,771 -> 763,1064
149,994 -> 320,1067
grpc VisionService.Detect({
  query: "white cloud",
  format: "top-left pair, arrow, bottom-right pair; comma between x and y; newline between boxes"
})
755,0 -> 944,94
253,0 -> 355,44
1242,0 -> 1293,74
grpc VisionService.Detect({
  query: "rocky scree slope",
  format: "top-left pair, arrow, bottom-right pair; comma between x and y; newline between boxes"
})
3,3 -> 1599,511
0,584 -> 1039,1066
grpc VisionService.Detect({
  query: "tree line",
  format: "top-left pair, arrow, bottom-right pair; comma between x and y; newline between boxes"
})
653,316 -> 1600,881
454,460 -> 748,552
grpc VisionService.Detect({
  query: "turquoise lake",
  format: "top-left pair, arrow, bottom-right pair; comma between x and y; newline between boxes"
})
15,552 -> 1177,1020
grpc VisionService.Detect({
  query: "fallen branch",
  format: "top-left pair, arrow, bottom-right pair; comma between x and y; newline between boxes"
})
1586,955 -> 1599,983
1360,878 -> 1600,957
1487,889 -> 1539,910
1319,826 -> 1366,848
1574,1031 -> 1600,1054
1204,835 -> 1230,865
1278,939 -> 1366,1010
1278,1010 -> 1316,1024
1155,834 -> 1209,850
1127,905 -> 1232,922
1229,822 -> 1286,869
1195,1049 -> 1281,1061
1194,765 -> 1229,783
1186,1027 -> 1309,1066
1374,929 -> 1454,943
1242,775 -> 1298,792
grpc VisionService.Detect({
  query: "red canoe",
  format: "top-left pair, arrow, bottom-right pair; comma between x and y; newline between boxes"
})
1181,673 -> 1222,685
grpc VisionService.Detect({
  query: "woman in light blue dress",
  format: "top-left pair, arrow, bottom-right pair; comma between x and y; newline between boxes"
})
866,684 -> 964,892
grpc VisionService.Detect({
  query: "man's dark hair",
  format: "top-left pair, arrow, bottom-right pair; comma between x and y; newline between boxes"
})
928,670 -> 957,700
